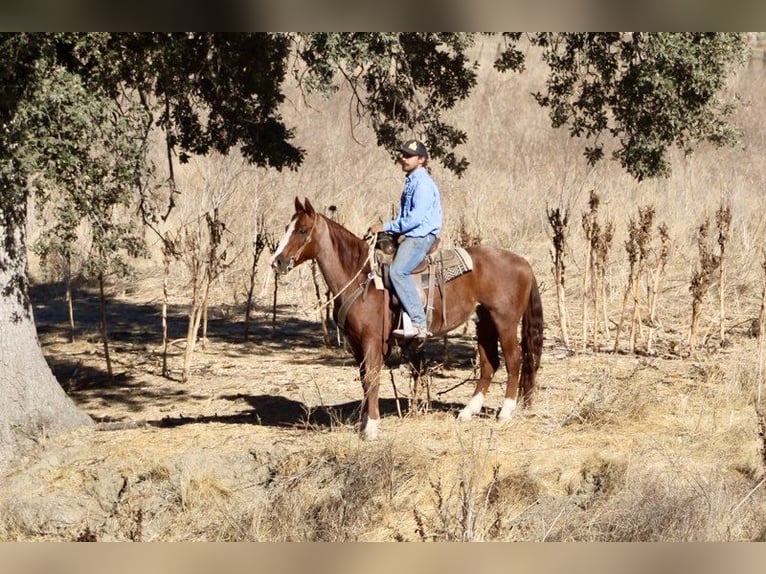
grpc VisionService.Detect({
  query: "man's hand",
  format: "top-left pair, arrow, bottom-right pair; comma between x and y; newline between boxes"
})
368,223 -> 384,235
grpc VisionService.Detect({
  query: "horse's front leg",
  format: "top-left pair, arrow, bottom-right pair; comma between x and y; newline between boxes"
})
358,341 -> 383,440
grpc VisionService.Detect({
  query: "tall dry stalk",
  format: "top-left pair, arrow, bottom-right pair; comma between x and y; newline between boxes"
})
456,214 -> 483,247
63,255 -> 76,343
181,227 -> 205,383
758,249 -> 766,404
581,190 -> 613,352
689,217 -> 720,350
614,206 -> 654,353
716,201 -> 732,347
160,233 -> 181,377
631,206 -> 654,353
97,272 -> 113,379
199,207 -> 229,350
593,219 -> 614,351
646,223 -> 670,354
244,212 -> 269,342
263,234 -> 280,330
547,205 -> 570,348
581,193 -> 596,352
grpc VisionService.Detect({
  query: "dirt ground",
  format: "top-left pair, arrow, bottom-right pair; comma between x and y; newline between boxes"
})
2,276 -> 765,541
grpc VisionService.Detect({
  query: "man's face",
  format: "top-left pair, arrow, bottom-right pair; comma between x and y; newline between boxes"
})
399,152 -> 424,174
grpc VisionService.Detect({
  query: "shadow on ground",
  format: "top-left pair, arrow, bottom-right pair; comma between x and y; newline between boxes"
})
31,281 -> 479,424
148,394 -> 470,430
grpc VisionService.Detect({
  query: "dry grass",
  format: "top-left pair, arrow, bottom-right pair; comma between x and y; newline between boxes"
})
8,37 -> 766,541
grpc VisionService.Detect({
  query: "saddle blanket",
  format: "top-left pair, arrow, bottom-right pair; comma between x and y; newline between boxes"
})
427,247 -> 473,283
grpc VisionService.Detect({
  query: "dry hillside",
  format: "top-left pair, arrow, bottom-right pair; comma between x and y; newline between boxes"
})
3,37 -> 766,541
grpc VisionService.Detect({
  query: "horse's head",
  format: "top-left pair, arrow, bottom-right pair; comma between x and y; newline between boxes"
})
270,197 -> 320,275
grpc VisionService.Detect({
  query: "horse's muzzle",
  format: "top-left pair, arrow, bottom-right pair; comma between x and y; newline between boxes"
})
271,255 -> 294,275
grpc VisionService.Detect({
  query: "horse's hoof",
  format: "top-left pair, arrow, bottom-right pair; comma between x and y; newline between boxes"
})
457,410 -> 473,422
361,417 -> 380,440
457,392 -> 484,422
497,398 -> 518,422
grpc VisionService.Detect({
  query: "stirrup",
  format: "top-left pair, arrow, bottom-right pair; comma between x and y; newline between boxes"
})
392,325 -> 430,339
392,314 -> 430,339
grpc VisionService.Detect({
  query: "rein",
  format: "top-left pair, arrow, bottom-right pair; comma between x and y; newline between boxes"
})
301,222 -> 377,316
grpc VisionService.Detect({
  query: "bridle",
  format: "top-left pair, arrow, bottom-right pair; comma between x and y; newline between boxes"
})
283,212 -> 317,272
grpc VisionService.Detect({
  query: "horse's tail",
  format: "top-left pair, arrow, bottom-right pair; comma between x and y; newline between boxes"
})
520,273 -> 544,405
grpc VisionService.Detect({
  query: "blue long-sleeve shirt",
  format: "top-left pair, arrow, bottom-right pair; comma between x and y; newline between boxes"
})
383,167 -> 442,237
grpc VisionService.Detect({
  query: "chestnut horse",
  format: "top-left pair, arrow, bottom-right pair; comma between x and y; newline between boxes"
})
271,197 -> 543,439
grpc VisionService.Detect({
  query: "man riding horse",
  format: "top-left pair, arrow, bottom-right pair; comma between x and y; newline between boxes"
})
369,139 -> 442,340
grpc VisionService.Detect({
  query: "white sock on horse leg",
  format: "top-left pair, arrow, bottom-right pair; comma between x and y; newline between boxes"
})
458,391 -> 484,421
362,416 -> 380,440
497,398 -> 517,420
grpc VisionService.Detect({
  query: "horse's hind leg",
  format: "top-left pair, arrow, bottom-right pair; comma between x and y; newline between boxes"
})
496,315 -> 522,421
458,307 -> 499,421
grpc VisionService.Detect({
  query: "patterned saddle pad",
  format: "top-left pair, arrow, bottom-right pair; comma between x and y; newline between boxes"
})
424,247 -> 473,283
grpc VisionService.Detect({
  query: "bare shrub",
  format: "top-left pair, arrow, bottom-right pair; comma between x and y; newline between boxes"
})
547,204 -> 571,348
646,223 -> 671,353
689,217 -> 721,350
254,442 -> 425,541
561,371 -> 649,428
581,190 -> 614,352
455,214 -> 483,247
413,432 -> 501,542
179,206 -> 235,382
411,429 -> 545,542
243,212 -> 271,342
716,201 -> 732,346
553,470 -> 763,542
757,249 -> 766,403
485,469 -> 543,539
614,205 -> 655,353
563,453 -> 628,511
414,466 -> 499,542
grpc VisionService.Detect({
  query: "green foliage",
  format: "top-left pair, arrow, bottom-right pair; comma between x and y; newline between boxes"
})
54,33 -> 303,171
0,32 -> 753,279
0,35 -> 47,252
18,66 -> 151,281
499,33 -> 747,180
294,32 -> 479,176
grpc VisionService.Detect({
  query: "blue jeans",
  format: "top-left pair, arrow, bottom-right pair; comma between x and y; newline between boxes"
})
390,234 -> 437,327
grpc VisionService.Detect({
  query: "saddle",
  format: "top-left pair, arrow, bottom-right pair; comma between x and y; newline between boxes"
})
372,232 -> 473,331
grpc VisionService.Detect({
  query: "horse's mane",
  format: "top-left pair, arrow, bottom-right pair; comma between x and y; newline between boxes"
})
320,214 -> 371,274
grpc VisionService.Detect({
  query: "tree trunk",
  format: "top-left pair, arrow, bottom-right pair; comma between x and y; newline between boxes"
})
244,249 -> 258,342
98,272 -> 113,379
0,215 -> 91,469
161,246 -> 171,378
66,255 -> 75,343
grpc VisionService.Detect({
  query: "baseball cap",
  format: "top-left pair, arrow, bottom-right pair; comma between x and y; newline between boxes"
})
399,139 -> 428,158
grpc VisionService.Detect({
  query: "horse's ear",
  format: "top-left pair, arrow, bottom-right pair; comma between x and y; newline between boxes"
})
304,198 -> 315,216
294,197 -> 304,213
